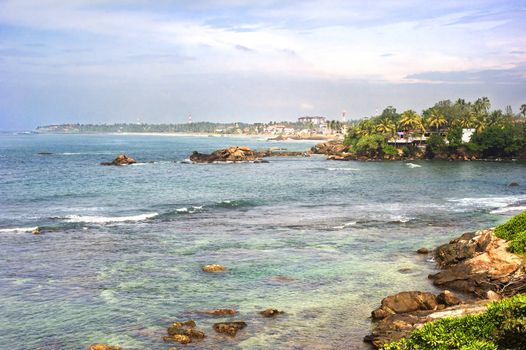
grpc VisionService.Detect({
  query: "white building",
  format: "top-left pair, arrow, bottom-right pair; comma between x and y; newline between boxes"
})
462,128 -> 475,143
298,116 -> 326,125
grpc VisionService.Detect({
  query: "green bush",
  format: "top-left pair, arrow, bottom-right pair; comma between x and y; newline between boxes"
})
494,210 -> 526,241
425,134 -> 447,158
382,293 -> 526,350
508,230 -> 526,254
382,144 -> 399,156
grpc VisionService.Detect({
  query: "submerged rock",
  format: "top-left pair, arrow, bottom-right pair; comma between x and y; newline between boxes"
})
202,308 -> 237,316
87,344 -> 122,350
32,227 -> 41,235
259,308 -> 284,317
509,182 -> 519,187
201,264 -> 226,273
416,247 -> 429,254
213,321 -> 247,336
100,154 -> 137,166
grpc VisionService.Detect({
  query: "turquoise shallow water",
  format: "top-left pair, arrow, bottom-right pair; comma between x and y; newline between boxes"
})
0,133 -> 525,350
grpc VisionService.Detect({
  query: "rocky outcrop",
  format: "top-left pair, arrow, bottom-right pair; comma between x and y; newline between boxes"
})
365,301 -> 488,348
429,229 -> 526,296
100,154 -> 137,166
201,308 -> 237,316
371,291 -> 438,320
190,146 -> 261,163
310,141 -> 348,155
163,320 -> 205,344
88,344 -> 122,350
212,321 -> 247,336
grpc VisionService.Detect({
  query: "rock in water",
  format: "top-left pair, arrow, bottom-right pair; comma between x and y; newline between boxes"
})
32,227 -> 41,235
164,320 -> 205,344
100,154 -> 137,166
190,146 -> 261,163
202,308 -> 237,316
87,344 -> 122,350
201,264 -> 226,273
259,308 -> 284,317
416,247 -> 429,254
213,321 -> 247,336
509,182 -> 519,187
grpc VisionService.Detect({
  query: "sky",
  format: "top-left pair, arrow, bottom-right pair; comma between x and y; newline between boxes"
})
0,0 -> 525,130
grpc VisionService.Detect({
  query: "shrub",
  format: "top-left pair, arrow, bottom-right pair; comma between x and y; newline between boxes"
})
508,230 -> 526,254
425,134 -> 447,158
382,144 -> 399,156
382,294 -> 526,350
494,210 -> 526,241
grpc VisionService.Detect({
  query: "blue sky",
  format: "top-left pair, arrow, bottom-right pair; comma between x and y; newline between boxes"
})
0,0 -> 525,130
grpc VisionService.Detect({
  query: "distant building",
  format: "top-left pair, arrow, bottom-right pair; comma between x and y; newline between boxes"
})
462,128 -> 475,143
298,116 -> 326,125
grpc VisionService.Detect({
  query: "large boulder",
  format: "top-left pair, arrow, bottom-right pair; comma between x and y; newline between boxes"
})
213,321 -> 247,336
429,229 -> 525,295
100,154 -> 136,166
371,291 -> 438,320
163,320 -> 205,344
310,141 -> 348,155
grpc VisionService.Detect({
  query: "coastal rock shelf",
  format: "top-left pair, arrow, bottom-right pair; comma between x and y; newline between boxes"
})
100,154 -> 137,166
365,228 -> 526,349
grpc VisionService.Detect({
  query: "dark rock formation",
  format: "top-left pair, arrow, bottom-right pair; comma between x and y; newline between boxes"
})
212,321 -> 247,336
100,154 -> 137,166
509,182 -> 519,187
258,308 -> 284,317
164,320 -> 205,344
437,290 -> 462,306
190,146 -> 260,163
417,247 -> 429,254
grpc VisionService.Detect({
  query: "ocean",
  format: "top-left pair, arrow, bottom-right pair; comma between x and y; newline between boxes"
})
0,133 -> 525,350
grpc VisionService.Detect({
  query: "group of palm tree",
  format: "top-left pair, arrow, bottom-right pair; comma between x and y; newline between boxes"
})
349,98 -> 525,140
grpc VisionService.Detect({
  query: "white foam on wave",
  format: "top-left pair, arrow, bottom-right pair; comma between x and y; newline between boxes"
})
0,226 -> 38,233
332,221 -> 357,229
176,207 -> 188,213
449,195 -> 526,210
63,213 -> 158,224
490,205 -> 526,214
390,215 -> 413,223
405,163 -> 421,168
327,167 -> 360,171
176,206 -> 204,213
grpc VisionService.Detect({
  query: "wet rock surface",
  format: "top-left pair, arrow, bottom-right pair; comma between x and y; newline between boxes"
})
212,321 -> 247,336
100,154 -> 137,166
258,308 -> 284,317
201,308 -> 237,316
163,320 -> 205,344
189,146 -> 309,163
87,344 -> 122,350
201,264 -> 227,273
310,141 -> 348,155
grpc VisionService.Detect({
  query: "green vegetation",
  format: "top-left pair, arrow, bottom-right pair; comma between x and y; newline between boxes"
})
494,211 -> 526,242
382,293 -> 526,350
344,98 -> 526,159
509,231 -> 526,255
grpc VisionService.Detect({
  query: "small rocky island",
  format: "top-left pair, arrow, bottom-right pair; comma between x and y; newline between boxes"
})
189,146 -> 308,163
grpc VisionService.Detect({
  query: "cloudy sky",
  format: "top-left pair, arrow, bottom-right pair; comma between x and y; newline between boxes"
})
0,0 -> 525,130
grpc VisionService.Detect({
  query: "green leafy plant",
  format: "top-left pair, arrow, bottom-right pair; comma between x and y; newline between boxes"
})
495,211 -> 526,241
508,230 -> 526,254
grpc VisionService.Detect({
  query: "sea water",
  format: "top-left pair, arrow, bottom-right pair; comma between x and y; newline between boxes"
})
0,133 -> 525,349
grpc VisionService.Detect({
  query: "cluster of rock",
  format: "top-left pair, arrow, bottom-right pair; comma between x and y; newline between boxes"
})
189,146 -> 308,163
364,290 -> 487,348
430,229 -> 526,296
365,229 -> 526,348
310,141 -> 348,155
100,154 -> 137,166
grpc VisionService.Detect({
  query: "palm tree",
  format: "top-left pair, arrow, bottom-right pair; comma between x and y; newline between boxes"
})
521,104 -> 526,117
399,109 -> 425,134
426,108 -> 447,132
376,118 -> 396,136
